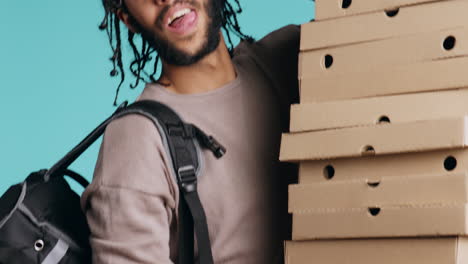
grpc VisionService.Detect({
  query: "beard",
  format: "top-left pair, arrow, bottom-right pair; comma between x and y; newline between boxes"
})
137,0 -> 223,66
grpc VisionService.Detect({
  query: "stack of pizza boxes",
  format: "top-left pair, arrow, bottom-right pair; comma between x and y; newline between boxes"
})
280,0 -> 468,263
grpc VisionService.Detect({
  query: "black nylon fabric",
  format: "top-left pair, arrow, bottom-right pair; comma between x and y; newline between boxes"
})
0,209 -> 54,263
0,185 -> 21,222
183,191 -> 214,264
178,196 -> 194,264
0,176 -> 91,263
23,173 -> 90,248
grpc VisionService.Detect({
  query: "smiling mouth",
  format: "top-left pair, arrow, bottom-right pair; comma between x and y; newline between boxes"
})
168,8 -> 193,26
165,6 -> 198,34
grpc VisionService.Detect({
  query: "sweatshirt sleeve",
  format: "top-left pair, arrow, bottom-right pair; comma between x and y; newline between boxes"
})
80,114 -> 178,264
236,25 -> 301,106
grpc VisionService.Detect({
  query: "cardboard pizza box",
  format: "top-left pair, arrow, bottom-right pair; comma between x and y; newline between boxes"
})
299,27 -> 468,79
289,172 -> 468,209
280,116 -> 468,162
299,148 -> 468,183
314,0 -> 446,21
285,237 -> 468,264
300,56 -> 468,103
301,0 -> 468,51
290,89 -> 468,132
292,203 -> 468,239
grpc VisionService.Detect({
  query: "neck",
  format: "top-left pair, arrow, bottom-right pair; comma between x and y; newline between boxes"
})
157,34 -> 236,94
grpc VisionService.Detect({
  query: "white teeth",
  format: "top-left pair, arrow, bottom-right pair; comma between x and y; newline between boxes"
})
168,8 -> 191,25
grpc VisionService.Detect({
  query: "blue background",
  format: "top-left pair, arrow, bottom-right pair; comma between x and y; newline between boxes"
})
0,1 -> 315,194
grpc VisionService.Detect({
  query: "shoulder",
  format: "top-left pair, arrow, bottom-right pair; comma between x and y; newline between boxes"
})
104,113 -> 161,147
232,25 -> 301,108
234,25 -> 300,58
92,113 -> 177,196
255,24 -> 301,49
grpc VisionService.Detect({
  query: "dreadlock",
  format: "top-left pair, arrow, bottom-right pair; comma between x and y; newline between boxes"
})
99,0 -> 253,105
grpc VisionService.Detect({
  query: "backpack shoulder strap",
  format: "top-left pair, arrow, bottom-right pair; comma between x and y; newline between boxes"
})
121,100 -> 220,264
45,100 -> 224,264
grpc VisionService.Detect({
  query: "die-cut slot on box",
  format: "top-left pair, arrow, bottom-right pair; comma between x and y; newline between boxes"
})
290,89 -> 468,133
300,56 -> 468,103
314,0 -> 447,21
285,237 -> 468,264
301,0 -> 468,51
280,116 -> 468,162
298,148 -> 468,183
298,27 -> 468,79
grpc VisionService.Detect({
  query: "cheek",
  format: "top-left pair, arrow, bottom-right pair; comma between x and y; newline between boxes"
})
198,8 -> 211,31
126,3 -> 160,29
137,10 -> 158,29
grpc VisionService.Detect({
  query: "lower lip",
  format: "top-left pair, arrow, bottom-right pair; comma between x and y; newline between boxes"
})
167,10 -> 198,35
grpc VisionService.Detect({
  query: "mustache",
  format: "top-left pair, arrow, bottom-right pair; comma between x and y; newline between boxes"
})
156,0 -> 199,28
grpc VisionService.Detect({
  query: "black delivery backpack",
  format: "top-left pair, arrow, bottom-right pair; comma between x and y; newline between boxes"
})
0,100 -> 226,264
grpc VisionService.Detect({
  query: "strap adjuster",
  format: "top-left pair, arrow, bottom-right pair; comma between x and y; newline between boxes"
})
205,136 -> 226,158
177,165 -> 197,193
190,124 -> 227,159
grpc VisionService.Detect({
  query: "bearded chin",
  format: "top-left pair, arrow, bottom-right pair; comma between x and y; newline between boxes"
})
140,0 -> 223,66
142,25 -> 221,66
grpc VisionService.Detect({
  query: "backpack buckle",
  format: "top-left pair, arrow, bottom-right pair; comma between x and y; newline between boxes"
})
177,165 -> 197,193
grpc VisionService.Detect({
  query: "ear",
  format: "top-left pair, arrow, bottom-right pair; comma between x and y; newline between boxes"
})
117,9 -> 140,33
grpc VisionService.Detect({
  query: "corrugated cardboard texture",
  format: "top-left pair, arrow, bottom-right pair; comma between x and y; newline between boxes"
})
301,0 -> 468,50
300,56 -> 468,103
289,172 -> 468,210
299,148 -> 468,183
299,27 -> 468,79
285,237 -> 467,264
292,204 -> 468,239
280,117 -> 468,162
315,0 -> 446,21
291,89 -> 468,132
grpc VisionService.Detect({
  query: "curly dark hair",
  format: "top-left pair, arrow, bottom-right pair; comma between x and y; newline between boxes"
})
99,0 -> 253,105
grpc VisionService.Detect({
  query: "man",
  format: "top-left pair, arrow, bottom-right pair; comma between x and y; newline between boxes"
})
80,0 -> 301,262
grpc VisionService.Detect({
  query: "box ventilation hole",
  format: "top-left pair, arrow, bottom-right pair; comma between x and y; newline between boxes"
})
323,165 -> 335,180
385,8 -> 399,17
361,145 -> 376,156
368,207 -> 381,216
377,115 -> 391,124
444,156 -> 457,171
324,54 -> 334,69
367,181 -> 381,188
341,0 -> 352,9
443,36 -> 456,51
